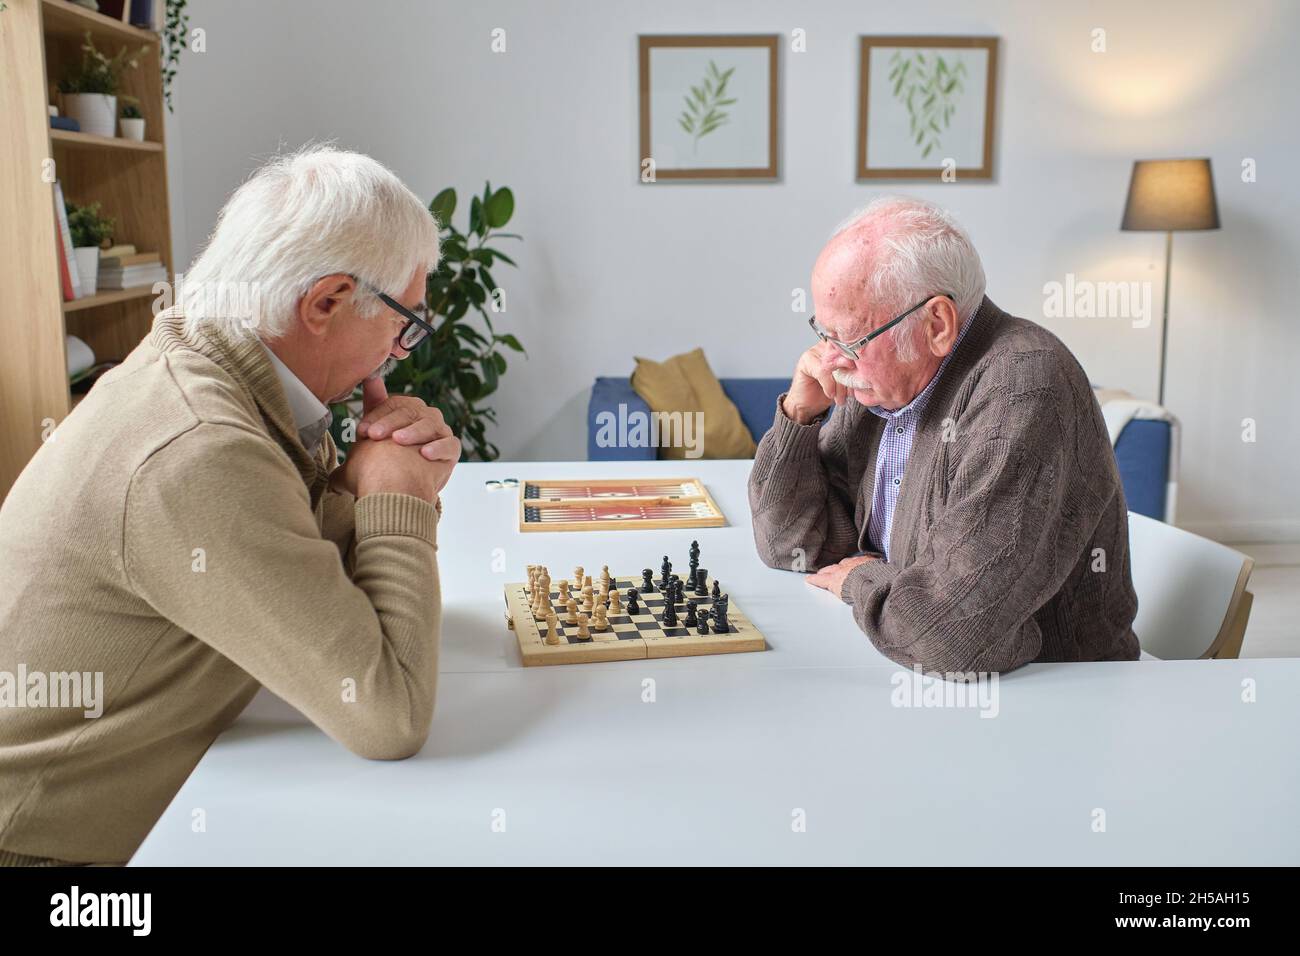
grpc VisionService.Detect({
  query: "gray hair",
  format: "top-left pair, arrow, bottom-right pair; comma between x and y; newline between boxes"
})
181,144 -> 440,339
832,196 -> 985,361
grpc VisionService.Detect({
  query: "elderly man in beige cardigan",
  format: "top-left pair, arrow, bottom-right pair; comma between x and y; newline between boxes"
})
749,197 -> 1140,675
0,147 -> 458,866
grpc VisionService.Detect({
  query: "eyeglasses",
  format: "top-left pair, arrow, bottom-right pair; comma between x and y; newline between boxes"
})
350,275 -> 436,351
809,293 -> 954,361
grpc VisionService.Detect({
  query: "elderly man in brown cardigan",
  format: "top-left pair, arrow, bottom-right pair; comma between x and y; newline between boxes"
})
749,197 -> 1140,675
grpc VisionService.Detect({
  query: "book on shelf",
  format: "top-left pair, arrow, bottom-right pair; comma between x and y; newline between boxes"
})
52,182 -> 81,299
54,212 -> 75,302
101,244 -> 137,258
100,251 -> 161,268
50,116 -> 81,132
96,265 -> 168,290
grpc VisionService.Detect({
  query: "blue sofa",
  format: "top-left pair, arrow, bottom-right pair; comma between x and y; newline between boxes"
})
587,376 -> 1172,521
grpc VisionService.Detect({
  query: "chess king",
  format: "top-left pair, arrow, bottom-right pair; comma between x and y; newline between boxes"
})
0,146 -> 457,866
749,197 -> 1140,676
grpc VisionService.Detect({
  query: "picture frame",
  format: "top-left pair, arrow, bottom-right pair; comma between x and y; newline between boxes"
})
638,34 -> 779,181
856,35 -> 998,181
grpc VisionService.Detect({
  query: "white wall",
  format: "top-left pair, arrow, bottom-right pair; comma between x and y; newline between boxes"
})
172,0 -> 1300,541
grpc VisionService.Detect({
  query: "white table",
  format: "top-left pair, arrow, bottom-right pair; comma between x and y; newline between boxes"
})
131,461 -> 1300,865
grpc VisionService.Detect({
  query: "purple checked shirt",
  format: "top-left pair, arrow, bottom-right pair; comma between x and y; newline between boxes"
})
864,307 -> 978,560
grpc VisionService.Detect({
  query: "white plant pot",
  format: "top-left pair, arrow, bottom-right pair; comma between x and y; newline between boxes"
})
73,246 -> 100,298
119,117 -> 145,141
63,93 -> 117,138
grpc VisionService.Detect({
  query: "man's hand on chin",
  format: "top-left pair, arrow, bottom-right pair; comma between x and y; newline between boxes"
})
328,376 -> 461,499
354,377 -> 459,461
805,554 -> 878,599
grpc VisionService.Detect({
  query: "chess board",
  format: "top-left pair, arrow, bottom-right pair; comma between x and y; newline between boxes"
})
518,478 -> 727,533
504,572 -> 766,665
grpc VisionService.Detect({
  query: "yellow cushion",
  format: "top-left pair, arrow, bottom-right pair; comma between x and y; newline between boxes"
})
630,348 -> 757,460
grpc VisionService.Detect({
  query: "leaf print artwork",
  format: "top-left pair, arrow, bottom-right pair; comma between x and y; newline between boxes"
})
888,50 -> 967,159
678,60 -> 737,153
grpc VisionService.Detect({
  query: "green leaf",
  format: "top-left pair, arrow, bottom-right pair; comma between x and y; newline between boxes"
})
429,188 -> 456,226
483,247 -> 517,267
468,196 -> 483,235
498,333 -> 525,353
484,187 -> 514,228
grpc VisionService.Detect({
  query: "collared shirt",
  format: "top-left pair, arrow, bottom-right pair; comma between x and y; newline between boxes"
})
864,307 -> 978,559
260,342 -> 334,455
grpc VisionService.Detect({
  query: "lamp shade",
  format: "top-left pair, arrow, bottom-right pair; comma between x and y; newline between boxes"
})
1121,158 -> 1220,231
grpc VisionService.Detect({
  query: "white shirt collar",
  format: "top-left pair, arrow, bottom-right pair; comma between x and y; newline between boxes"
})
259,341 -> 332,454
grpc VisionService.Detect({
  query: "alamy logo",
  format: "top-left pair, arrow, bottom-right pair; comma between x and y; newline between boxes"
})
0,666 -> 103,718
890,665 -> 1000,718
50,886 -> 151,936
593,403 -> 705,459
1042,273 -> 1152,328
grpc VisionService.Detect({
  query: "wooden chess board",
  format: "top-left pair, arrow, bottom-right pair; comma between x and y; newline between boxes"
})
518,478 -> 727,532
504,572 -> 766,665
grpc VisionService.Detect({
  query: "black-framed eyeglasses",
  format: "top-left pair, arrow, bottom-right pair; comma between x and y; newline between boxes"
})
349,275 -> 436,351
809,293 -> 954,361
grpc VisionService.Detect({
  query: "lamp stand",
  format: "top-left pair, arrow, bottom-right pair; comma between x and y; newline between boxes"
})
1156,230 -> 1173,406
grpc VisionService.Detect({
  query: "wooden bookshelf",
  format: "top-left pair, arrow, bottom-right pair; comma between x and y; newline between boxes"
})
0,0 -> 173,498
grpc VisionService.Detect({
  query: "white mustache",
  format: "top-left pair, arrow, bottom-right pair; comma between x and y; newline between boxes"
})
368,356 -> 399,380
831,368 -> 872,390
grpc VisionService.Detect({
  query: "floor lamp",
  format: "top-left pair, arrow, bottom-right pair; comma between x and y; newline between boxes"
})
1120,158 -> 1221,406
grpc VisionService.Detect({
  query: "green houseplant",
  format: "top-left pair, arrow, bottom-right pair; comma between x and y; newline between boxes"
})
119,99 -> 145,141
58,31 -> 145,138
65,200 -> 115,298
329,182 -> 525,461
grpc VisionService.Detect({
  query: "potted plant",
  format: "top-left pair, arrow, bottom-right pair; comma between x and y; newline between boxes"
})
119,100 -> 145,141
58,31 -> 145,138
65,200 -> 115,298
329,182 -> 526,461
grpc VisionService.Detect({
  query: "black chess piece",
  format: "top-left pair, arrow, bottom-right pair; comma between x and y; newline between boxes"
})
641,568 -> 655,592
662,596 -> 677,627
696,608 -> 710,635
712,593 -> 730,633
694,568 -> 708,596
688,540 -> 700,589
660,556 -> 672,589
711,580 -> 721,602
627,588 -> 640,614
684,600 -> 698,627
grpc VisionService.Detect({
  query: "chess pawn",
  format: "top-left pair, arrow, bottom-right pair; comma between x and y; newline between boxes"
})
557,579 -> 570,605
534,569 -> 551,619
582,584 -> 595,614
626,588 -> 640,614
566,598 -> 579,624
545,610 -> 562,645
600,565 -> 612,591
576,611 -> 590,640
609,587 -> 622,614
592,602 -> 608,631
573,567 -> 584,590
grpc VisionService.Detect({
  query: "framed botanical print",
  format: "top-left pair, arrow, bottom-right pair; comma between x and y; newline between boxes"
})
638,34 -> 779,180
856,36 -> 998,180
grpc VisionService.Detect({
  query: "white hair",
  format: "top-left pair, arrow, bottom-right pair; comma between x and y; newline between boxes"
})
831,196 -> 985,362
181,144 -> 440,339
